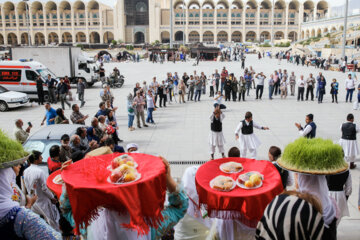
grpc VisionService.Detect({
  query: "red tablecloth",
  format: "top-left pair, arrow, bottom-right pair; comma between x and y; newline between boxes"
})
195,158 -> 283,228
61,153 -> 167,235
46,169 -> 62,199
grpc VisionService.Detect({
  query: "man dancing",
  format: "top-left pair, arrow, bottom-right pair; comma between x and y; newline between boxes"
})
234,112 -> 269,159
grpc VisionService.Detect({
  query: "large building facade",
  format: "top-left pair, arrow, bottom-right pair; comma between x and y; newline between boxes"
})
0,0 -> 331,45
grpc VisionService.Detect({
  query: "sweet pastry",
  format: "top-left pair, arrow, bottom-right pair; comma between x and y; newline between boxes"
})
238,172 -> 263,188
211,176 -> 235,191
277,138 -> 348,175
220,162 -> 243,173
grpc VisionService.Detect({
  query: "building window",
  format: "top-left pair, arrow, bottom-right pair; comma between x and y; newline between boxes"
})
136,2 -> 147,12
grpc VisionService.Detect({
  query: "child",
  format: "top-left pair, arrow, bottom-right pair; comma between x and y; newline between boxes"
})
209,106 -> 225,160
268,146 -> 293,189
228,147 -> 240,157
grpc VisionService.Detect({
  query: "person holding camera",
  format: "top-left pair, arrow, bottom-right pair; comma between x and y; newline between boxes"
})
14,119 -> 32,144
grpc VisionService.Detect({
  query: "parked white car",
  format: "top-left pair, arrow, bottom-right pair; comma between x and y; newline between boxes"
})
0,85 -> 29,111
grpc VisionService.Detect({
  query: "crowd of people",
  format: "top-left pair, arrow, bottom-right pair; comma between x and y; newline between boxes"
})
4,51 -> 360,240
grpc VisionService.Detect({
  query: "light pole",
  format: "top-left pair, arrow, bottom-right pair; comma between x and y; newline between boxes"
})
170,0 -> 173,48
342,0 -> 348,59
271,0 -> 274,46
24,0 -> 31,46
183,0 -> 185,46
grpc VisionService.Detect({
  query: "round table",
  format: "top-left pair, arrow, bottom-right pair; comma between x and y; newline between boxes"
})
47,169 -> 63,199
195,157 -> 283,228
60,153 -> 167,234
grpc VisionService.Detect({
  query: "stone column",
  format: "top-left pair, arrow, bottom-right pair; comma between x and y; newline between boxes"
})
148,0 -> 157,43
299,4 -> 303,39
116,0 -> 125,42
1,8 -> 6,44
228,7 -> 231,42
313,6 -> 317,21
71,8 -> 76,43
44,9 -> 48,45
99,7 -> 103,43
154,4 -> 161,42
185,8 -> 188,43
214,8 -> 218,42
29,11 -> 34,45
200,8 -> 203,42
15,8 -> 20,44
256,6 -> 260,42
242,8 -> 246,42
285,3 -> 289,41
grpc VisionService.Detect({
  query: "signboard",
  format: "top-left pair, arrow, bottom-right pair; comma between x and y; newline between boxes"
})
0,70 -> 22,82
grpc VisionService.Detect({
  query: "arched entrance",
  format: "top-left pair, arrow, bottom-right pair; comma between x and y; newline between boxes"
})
103,31 -> 114,44
288,31 -> 297,42
62,32 -> 73,43
217,31 -> 228,42
274,31 -> 284,40
161,31 -> 170,43
76,32 -> 86,42
21,33 -> 29,45
7,33 -> 18,45
0,34 -> 4,45
48,32 -> 59,44
188,31 -> 200,43
260,31 -> 270,42
89,31 -> 100,43
231,31 -> 242,42
175,31 -> 184,41
245,31 -> 256,42
203,31 -> 214,43
34,32 -> 45,45
134,32 -> 145,44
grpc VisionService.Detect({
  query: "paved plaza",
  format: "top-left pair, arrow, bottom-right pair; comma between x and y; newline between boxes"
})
0,54 -> 359,238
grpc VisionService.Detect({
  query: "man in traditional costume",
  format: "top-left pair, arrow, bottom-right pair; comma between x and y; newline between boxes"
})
339,113 -> 359,169
234,111 -> 269,159
209,106 -> 226,160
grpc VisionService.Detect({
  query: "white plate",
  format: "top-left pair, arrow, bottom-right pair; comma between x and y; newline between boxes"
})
209,176 -> 236,192
107,173 -> 141,185
52,174 -> 64,185
219,162 -> 244,174
107,161 -> 138,171
237,171 -> 264,190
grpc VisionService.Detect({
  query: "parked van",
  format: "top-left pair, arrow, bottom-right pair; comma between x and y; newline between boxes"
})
0,60 -> 56,101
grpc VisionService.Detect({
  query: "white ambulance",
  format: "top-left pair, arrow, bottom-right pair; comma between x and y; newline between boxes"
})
0,60 -> 57,101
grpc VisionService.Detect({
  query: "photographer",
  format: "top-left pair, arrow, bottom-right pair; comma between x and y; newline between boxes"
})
14,119 -> 32,144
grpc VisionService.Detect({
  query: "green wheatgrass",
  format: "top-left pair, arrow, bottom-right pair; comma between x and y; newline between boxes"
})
281,138 -> 347,171
0,129 -> 28,163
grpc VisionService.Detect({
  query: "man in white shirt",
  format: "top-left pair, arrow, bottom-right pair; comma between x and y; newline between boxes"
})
289,72 -> 296,96
345,74 -> 356,103
14,119 -> 31,144
297,75 -> 305,101
255,72 -> 266,100
295,114 -> 316,138
24,152 -> 60,231
235,112 -> 269,159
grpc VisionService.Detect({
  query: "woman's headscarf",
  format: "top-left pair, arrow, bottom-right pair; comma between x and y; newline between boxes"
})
256,194 -> 324,240
0,168 -> 20,219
